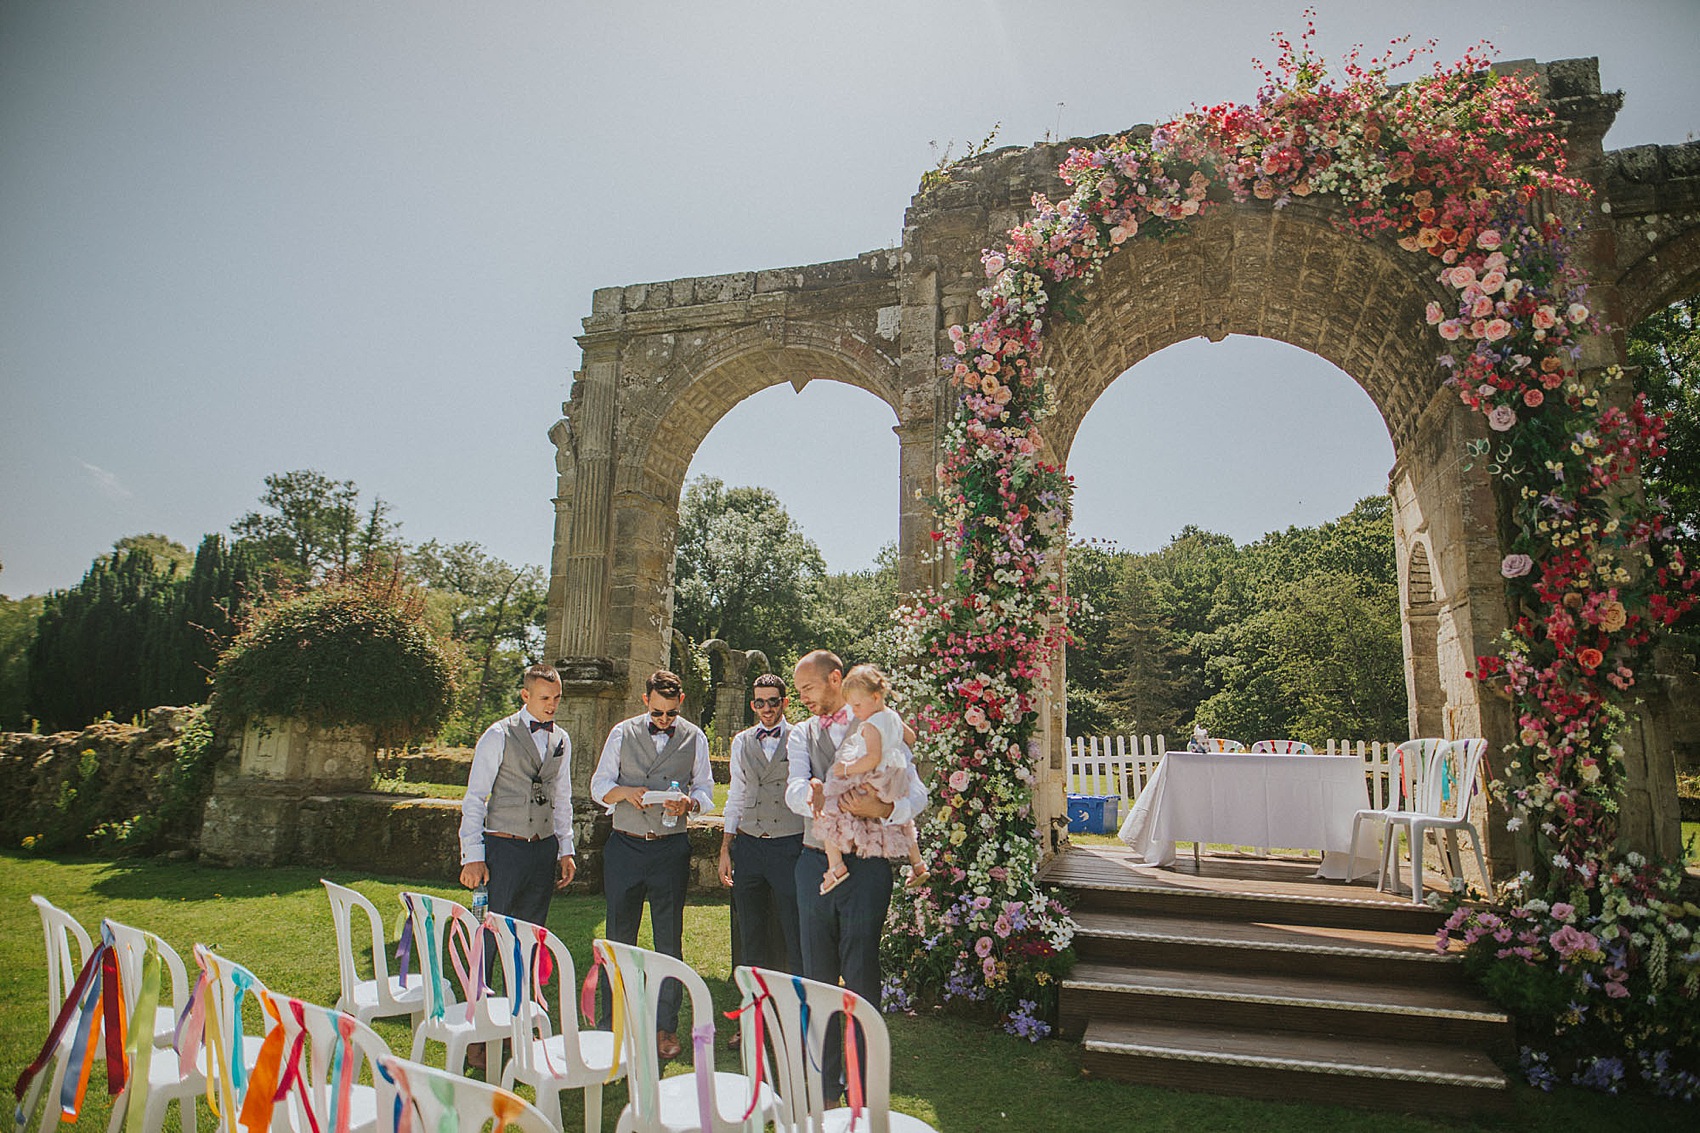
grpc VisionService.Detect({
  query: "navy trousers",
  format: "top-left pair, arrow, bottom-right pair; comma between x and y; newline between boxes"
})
731,832 -> 803,973
484,834 -> 559,927
796,845 -> 891,1101
600,830 -> 692,1033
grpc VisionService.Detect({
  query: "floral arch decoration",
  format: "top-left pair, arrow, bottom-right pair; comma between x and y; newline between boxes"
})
884,23 -> 1699,1041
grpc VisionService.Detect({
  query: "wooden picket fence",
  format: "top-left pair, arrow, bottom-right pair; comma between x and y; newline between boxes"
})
1065,734 -> 1401,810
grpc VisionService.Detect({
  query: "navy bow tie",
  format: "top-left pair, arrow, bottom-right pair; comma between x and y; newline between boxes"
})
649,723 -> 675,738
529,719 -> 554,733
756,726 -> 782,740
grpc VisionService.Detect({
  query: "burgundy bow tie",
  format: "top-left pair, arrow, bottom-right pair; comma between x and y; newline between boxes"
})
818,707 -> 849,728
756,726 -> 782,740
649,723 -> 675,738
528,719 -> 554,733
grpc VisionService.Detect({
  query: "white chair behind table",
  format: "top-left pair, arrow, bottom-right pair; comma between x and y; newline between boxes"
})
322,879 -> 427,1027
400,889 -> 536,1079
1349,738 -> 1445,891
488,913 -> 622,1133
376,1054 -> 558,1133
1383,739 -> 1492,904
734,965 -> 938,1133
192,944 -> 286,1132
1250,739 -> 1315,754
1202,738 -> 1247,752
593,938 -> 777,1133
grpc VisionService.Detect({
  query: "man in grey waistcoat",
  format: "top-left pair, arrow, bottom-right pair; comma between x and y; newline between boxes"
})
590,669 -> 714,1062
459,663 -> 576,925
785,649 -> 926,1101
718,672 -> 804,981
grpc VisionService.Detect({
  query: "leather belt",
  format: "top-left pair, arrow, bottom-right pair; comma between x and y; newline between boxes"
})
738,830 -> 801,839
621,830 -> 687,842
487,831 -> 549,843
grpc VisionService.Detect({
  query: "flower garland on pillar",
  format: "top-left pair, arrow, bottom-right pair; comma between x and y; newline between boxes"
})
883,19 -> 1699,1057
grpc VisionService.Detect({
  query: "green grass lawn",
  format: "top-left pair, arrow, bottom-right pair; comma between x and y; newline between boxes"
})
3,852 -> 1692,1131
1684,822 -> 1699,864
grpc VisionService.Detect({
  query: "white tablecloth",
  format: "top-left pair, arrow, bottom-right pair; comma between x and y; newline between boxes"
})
1116,751 -> 1379,880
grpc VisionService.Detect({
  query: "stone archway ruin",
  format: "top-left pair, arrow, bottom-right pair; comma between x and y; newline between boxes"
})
544,58 -> 1700,874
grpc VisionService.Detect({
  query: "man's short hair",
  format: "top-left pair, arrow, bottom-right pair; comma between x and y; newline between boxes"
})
795,650 -> 844,679
646,669 -> 684,697
752,673 -> 787,696
523,663 -> 561,689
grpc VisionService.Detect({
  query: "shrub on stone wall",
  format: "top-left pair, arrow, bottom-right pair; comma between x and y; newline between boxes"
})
211,570 -> 458,744
0,706 -> 220,854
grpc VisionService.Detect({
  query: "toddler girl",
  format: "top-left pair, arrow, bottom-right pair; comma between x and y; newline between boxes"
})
815,663 -> 929,894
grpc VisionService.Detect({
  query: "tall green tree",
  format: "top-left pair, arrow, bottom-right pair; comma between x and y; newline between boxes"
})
816,542 -> 901,671
411,540 -> 546,731
671,476 -> 827,666
232,470 -> 401,579
0,560 -> 44,728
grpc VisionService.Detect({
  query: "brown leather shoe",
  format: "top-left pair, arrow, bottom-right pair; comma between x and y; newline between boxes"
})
465,1044 -> 486,1073
656,1030 -> 683,1061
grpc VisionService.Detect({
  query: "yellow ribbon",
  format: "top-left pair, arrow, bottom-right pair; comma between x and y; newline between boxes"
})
122,940 -> 162,1133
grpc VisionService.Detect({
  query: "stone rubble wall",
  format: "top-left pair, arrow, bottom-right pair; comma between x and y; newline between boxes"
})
0,706 -> 207,854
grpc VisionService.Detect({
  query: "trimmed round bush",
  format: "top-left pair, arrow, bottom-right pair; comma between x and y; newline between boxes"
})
212,578 -> 458,742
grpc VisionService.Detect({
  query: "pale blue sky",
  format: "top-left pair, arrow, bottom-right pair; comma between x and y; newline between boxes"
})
3,1 -> 1697,596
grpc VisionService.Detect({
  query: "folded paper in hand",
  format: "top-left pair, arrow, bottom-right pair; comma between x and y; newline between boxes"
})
640,788 -> 688,806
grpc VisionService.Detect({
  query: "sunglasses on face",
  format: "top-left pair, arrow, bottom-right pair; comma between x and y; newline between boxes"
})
751,697 -> 784,708
648,707 -> 681,719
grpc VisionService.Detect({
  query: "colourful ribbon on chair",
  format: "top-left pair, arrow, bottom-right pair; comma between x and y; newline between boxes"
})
724,971 -> 774,1123
418,899 -> 445,1022
842,990 -> 864,1131
447,913 -> 486,1024
236,991 -> 288,1132
270,1000 -> 322,1133
581,949 -> 626,1084
326,1010 -> 357,1133
521,923 -> 561,1077
101,936 -> 129,1097
395,912 -> 414,989
691,1023 -> 715,1133
122,939 -> 162,1133
199,955 -> 235,1121
174,970 -> 207,1080
377,1060 -> 412,1133
11,934 -> 106,1120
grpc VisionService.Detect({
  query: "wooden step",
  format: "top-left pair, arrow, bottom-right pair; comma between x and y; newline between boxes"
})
1080,1017 -> 1512,1118
1060,961 -> 1513,1054
1060,874 -> 1448,933
1070,910 -> 1470,985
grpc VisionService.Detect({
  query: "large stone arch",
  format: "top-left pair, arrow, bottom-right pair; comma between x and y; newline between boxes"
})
546,56 -> 1692,870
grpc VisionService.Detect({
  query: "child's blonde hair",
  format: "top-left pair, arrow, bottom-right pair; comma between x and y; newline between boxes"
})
842,663 -> 893,700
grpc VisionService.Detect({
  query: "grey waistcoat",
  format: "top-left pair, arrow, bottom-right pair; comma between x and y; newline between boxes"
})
485,715 -> 566,840
800,714 -> 858,850
610,717 -> 699,837
734,724 -> 803,838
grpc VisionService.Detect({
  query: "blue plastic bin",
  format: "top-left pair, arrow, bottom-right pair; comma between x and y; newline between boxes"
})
1066,793 -> 1121,834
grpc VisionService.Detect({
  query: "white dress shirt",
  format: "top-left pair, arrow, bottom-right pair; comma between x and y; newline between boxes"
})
590,715 -> 716,815
458,707 -> 574,864
784,710 -> 926,827
722,724 -> 786,836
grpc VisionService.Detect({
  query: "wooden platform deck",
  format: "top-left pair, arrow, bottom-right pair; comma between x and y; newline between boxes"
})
1043,844 -> 1512,1117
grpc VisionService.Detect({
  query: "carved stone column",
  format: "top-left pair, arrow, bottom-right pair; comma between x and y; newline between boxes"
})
703,641 -> 772,752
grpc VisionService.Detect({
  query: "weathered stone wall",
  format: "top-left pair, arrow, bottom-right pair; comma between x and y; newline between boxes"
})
0,706 -> 211,855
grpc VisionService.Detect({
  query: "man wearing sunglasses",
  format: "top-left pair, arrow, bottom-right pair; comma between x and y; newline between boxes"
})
719,673 -> 804,998
589,668 -> 714,1061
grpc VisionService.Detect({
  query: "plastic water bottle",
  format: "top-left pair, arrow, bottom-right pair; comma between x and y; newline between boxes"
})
662,780 -> 682,828
471,884 -> 488,920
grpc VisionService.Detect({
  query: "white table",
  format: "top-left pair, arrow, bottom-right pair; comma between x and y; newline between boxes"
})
1116,751 -> 1379,880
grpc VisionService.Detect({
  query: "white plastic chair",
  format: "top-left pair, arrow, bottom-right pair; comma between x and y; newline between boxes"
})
1383,739 -> 1492,904
322,879 -> 427,1026
488,912 -> 623,1132
1250,739 -> 1314,754
376,1054 -> 558,1133
1200,737 -> 1247,752
99,920 -> 206,1133
734,965 -> 938,1133
192,944 -> 284,1132
1349,738 -> 1445,891
259,990 -> 395,1133
593,938 -> 778,1133
19,900 -> 104,1133
400,889 -> 533,1078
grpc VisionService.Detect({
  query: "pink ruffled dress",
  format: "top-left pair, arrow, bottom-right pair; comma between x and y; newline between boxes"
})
815,708 -> 916,860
